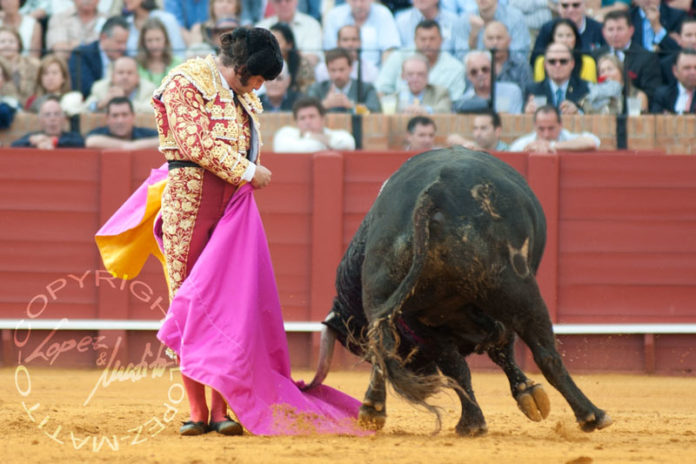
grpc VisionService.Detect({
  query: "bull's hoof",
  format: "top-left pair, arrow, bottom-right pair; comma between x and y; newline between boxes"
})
516,383 -> 551,422
455,421 -> 488,437
358,403 -> 386,431
579,410 -> 613,432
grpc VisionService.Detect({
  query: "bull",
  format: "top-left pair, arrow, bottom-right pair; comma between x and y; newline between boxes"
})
305,148 -> 612,435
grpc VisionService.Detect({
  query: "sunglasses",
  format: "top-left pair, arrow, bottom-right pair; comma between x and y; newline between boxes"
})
547,58 -> 570,66
560,2 -> 581,8
468,66 -> 491,76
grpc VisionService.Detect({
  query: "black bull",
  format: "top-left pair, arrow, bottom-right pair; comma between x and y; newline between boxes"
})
305,148 -> 612,435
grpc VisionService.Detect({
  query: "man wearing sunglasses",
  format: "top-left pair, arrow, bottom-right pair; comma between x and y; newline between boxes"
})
530,0 -> 605,66
524,43 -> 590,115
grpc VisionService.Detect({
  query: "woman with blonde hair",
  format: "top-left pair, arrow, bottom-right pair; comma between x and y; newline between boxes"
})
136,17 -> 182,86
25,54 -> 83,114
0,26 -> 37,106
582,54 -> 648,115
0,0 -> 41,59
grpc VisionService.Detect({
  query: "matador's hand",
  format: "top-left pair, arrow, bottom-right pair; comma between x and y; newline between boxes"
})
252,165 -> 272,189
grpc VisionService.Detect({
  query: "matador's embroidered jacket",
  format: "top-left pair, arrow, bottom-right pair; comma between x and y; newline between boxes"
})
152,54 -> 263,185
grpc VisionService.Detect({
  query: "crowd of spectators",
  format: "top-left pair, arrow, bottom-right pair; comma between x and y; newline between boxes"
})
1,0 -> 696,150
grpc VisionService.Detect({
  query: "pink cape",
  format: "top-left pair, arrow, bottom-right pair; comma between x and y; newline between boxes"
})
96,168 -> 365,435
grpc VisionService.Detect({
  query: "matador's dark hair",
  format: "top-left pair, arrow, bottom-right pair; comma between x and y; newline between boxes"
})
219,27 -> 283,83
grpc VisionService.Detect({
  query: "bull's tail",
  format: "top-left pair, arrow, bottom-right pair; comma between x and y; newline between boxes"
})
367,184 -> 452,431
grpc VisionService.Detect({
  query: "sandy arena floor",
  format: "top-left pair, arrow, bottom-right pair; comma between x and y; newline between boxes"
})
2,366 -> 695,464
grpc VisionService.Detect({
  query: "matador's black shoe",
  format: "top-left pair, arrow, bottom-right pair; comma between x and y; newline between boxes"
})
179,420 -> 209,436
209,415 -> 243,436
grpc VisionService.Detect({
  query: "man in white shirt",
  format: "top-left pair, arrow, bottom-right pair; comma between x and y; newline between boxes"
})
273,97 -> 356,152
256,0 -> 323,65
510,105 -> 600,152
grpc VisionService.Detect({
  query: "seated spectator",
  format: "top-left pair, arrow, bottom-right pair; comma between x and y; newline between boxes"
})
661,18 -> 696,86
525,43 -> 590,115
124,0 -> 186,58
393,54 -> 451,114
452,0 -> 530,60
589,0 -> 630,23
447,110 -> 509,151
0,56 -> 19,129
46,0 -> 106,60
187,0 -> 240,50
256,0 -> 323,66
315,25 -> 379,84
532,0 -> 606,66
592,10 -> 663,104
85,96 -> 159,148
454,51 -> 523,114
0,26 -> 38,107
508,0 -> 552,41
395,0 -> 458,55
307,48 -> 382,114
404,115 -> 437,151
272,97 -> 356,152
322,0 -> 401,67
483,21 -> 533,93
376,19 -> 465,101
259,61 -> 302,112
25,54 -> 84,114
135,18 -> 182,86
651,50 -> 696,114
270,22 -> 315,93
84,55 -> 157,113
584,53 -> 646,114
164,0 -> 211,45
509,104 -> 600,153
630,0 -> 684,53
0,0 -> 42,58
69,16 -> 130,98
533,19 -> 597,83
11,95 -> 85,148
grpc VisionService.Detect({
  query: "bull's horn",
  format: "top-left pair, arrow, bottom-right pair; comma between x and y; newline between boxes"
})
302,325 -> 337,391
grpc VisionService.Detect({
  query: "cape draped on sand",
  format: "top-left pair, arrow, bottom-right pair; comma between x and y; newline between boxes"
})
95,165 -> 365,435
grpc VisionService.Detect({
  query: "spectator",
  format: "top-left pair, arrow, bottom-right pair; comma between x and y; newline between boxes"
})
394,54 -> 451,114
452,0 -> 531,61
307,48 -> 382,114
447,110 -> 509,151
376,19 -> 466,101
508,0 -> 552,42
164,0 -> 210,44
269,22 -> 315,93
25,54 -> 84,114
0,57 -> 19,129
483,21 -> 533,93
661,18 -> 696,86
135,17 -> 182,86
630,0 -> 684,53
395,0 -> 458,55
84,55 -> 157,113
404,115 -> 437,151
46,0 -> 106,60
592,10 -> 663,103
68,16 -> 130,98
272,97 -> 356,152
85,96 -> 159,148
0,0 -> 41,59
584,53 -> 646,114
588,0 -> 630,23
256,0 -> 323,66
259,60 -> 301,112
509,104 -> 600,153
322,0 -> 401,67
0,26 -> 38,107
11,95 -> 85,148
531,0 -> 606,66
315,25 -> 379,84
651,49 -> 696,114
525,43 -> 590,115
187,0 -> 240,50
534,19 -> 597,83
454,50 -> 523,114
124,0 -> 186,58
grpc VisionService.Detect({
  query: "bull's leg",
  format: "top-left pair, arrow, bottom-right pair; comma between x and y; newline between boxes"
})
359,361 -> 387,430
436,346 -> 488,436
486,334 -> 550,422
504,281 -> 612,432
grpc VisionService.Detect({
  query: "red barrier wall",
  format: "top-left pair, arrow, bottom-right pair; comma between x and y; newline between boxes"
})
1,149 -> 694,374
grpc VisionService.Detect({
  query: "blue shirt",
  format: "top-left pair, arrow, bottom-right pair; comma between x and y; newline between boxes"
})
86,126 -> 158,140
164,0 -> 209,30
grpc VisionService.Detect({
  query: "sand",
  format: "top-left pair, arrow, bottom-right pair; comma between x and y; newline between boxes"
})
2,366 -> 695,464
